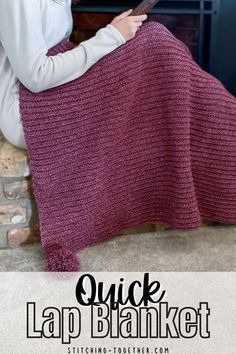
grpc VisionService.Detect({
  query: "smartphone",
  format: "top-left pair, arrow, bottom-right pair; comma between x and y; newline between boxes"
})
131,0 -> 161,16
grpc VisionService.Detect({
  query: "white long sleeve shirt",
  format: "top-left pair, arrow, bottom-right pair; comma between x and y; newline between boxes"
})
0,0 -> 126,149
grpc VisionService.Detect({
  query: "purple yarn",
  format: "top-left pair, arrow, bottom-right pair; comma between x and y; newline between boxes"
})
45,247 -> 80,272
19,22 -> 236,271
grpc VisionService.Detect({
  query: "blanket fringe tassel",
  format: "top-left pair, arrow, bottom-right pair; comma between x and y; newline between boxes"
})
45,247 -> 80,272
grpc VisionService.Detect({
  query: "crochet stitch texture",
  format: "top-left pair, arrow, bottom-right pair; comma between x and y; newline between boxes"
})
19,22 -> 236,271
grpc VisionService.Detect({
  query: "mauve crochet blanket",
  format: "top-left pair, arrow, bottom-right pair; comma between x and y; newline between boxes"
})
19,21 -> 236,271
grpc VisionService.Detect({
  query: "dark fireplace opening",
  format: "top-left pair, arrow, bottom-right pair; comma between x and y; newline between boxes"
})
72,0 -> 236,95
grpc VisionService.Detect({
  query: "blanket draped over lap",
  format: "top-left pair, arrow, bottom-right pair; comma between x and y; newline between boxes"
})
19,22 -> 236,271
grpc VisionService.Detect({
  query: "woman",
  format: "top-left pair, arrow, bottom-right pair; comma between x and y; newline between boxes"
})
2,0 -> 236,271
0,0 -> 145,149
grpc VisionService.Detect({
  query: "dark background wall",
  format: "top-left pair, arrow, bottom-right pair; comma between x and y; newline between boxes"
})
213,0 -> 236,95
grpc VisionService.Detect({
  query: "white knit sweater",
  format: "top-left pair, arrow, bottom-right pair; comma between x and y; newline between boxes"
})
0,0 -> 126,149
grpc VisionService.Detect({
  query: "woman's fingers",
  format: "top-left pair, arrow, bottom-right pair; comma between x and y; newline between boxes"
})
129,14 -> 148,22
135,21 -> 144,27
130,14 -> 148,31
116,9 -> 133,21
110,11 -> 147,41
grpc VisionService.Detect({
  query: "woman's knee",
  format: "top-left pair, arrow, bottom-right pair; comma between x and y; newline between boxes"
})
140,20 -> 192,59
141,21 -> 173,42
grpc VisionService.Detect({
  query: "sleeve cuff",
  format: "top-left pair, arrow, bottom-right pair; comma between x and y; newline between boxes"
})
106,24 -> 127,46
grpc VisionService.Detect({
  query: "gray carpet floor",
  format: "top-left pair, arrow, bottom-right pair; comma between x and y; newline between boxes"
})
0,225 -> 235,271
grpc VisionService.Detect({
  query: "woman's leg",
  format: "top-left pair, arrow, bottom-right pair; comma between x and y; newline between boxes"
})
143,21 -> 236,222
1,112 -> 28,150
19,21 -> 236,271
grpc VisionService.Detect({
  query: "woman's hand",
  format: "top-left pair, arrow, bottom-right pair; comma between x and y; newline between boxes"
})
110,9 -> 148,41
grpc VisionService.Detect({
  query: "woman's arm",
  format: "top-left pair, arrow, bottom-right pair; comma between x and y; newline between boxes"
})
0,0 -> 126,93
